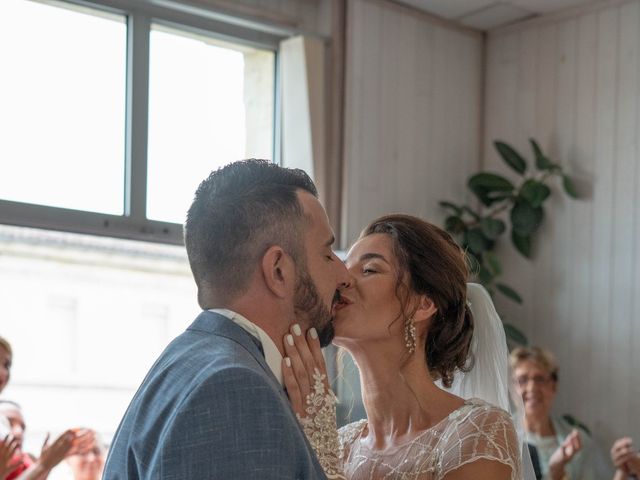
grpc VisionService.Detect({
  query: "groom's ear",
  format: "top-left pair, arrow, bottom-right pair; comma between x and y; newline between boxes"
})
261,245 -> 295,299
413,295 -> 437,324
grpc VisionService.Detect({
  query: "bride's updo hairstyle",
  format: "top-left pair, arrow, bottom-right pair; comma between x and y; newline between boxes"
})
360,214 -> 474,388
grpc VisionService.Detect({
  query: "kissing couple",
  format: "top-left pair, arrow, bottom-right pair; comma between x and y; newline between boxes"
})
104,159 -> 531,480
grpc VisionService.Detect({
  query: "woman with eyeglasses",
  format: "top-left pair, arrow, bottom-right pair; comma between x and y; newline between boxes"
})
510,347 -> 611,480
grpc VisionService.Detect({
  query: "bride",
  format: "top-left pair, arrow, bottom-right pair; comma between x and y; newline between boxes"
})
282,214 -> 527,480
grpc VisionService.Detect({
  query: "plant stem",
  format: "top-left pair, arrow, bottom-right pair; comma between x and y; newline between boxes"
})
465,200 -> 511,228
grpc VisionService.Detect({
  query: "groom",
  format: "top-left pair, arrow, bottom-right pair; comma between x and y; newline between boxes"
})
103,160 -> 349,479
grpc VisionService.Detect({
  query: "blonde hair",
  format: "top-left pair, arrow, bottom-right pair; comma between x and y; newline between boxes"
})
510,346 -> 559,382
0,336 -> 11,357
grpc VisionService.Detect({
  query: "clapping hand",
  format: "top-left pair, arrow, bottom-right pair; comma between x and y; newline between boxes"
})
611,437 -> 640,476
67,428 -> 95,456
0,435 -> 20,480
38,428 -> 95,471
549,429 -> 583,480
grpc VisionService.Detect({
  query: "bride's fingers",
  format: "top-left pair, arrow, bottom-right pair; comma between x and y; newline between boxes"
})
283,357 -> 304,415
290,324 -> 317,376
284,333 -> 310,395
307,328 -> 328,378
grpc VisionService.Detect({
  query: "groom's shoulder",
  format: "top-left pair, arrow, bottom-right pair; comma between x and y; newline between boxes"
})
161,311 -> 258,364
152,311 -> 277,389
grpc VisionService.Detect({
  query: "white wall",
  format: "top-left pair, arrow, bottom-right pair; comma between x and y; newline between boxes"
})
341,0 -> 483,246
484,0 -> 640,448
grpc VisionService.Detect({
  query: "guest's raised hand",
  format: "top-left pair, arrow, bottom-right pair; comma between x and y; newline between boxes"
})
38,430 -> 76,471
0,435 -> 20,480
627,454 -> 640,476
612,437 -> 640,476
611,437 -> 633,474
67,428 -> 95,456
548,429 -> 582,480
282,324 -> 329,419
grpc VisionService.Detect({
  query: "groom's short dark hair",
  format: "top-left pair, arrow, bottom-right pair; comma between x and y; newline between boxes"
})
184,159 -> 317,307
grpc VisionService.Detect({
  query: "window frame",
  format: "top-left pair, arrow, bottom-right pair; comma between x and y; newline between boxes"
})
0,0 -> 285,245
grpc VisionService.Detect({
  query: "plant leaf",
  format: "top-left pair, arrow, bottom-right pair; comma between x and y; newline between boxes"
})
468,173 -> 515,207
512,231 -> 532,258
562,414 -> 592,435
529,138 -> 558,171
465,228 -> 489,255
503,323 -> 528,346
485,251 -> 502,276
469,173 -> 515,190
495,141 -> 527,175
444,215 -> 466,234
478,265 -> 494,284
563,175 -> 579,199
520,179 -> 551,208
496,283 -> 523,304
511,201 -> 544,236
439,201 -> 462,216
481,217 -> 506,240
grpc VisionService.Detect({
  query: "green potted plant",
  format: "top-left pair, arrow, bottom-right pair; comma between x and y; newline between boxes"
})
440,139 -> 579,345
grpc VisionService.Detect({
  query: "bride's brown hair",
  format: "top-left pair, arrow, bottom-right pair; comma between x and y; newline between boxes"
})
360,214 -> 474,388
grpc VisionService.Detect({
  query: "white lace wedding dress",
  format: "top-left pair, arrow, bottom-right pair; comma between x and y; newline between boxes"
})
337,398 -> 522,480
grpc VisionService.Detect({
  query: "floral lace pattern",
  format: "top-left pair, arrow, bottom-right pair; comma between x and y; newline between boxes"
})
338,398 -> 522,480
296,369 -> 346,479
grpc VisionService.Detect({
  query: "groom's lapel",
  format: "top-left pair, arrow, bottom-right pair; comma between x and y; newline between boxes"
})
188,311 -> 285,393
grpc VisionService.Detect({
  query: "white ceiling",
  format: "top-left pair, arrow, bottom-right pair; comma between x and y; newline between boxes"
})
397,0 -> 603,30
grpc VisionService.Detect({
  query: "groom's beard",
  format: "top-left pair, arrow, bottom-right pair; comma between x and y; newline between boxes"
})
293,269 -> 335,347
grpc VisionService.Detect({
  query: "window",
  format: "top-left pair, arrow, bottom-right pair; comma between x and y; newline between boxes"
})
0,0 -> 126,214
146,25 -> 274,224
0,224 -> 198,454
0,0 -> 288,465
0,0 -> 280,243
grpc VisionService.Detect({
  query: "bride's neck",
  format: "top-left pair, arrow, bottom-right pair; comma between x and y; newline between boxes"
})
351,346 -> 455,450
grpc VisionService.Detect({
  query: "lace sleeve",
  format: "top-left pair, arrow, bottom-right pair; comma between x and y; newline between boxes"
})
439,402 -> 522,480
296,369 -> 346,479
338,419 -> 367,460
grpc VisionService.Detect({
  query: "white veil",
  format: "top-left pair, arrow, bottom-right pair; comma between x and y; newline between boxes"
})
438,283 -> 535,480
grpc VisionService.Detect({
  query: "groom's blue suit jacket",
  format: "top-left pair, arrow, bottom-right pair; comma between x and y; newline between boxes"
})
103,311 -> 327,479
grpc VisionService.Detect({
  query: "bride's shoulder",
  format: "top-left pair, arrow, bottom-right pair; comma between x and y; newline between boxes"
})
451,397 -> 511,419
338,418 -> 367,447
439,399 -> 521,478
445,398 -> 516,437
444,398 -> 518,450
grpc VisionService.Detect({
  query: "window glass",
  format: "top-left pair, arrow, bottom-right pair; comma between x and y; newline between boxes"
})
0,0 -> 127,214
146,25 -> 275,224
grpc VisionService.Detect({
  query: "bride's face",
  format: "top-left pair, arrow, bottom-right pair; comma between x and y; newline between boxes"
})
332,233 -> 408,348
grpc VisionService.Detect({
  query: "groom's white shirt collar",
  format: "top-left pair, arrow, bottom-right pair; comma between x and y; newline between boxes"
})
208,308 -> 283,387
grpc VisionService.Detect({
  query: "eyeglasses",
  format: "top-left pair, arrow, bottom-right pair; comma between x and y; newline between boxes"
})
515,375 -> 553,387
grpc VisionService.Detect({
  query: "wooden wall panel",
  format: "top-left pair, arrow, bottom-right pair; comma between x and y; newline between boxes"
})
341,0 -> 483,246
485,0 -> 640,449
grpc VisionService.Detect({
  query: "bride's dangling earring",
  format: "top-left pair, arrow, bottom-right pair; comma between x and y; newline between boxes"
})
404,317 -> 416,354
